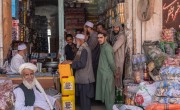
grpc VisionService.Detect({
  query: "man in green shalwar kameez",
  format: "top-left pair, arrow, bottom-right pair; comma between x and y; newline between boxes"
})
95,32 -> 116,110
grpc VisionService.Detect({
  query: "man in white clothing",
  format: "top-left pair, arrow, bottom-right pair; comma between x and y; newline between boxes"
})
10,43 -> 27,73
13,63 -> 61,110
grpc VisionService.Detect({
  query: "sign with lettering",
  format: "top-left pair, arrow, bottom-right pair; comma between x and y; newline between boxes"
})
163,0 -> 180,30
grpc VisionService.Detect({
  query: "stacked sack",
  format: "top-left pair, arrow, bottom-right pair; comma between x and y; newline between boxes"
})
153,66 -> 180,104
58,64 -> 75,110
0,79 -> 14,110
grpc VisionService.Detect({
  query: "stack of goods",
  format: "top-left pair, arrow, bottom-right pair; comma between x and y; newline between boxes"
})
143,41 -> 168,75
153,66 -> 180,81
114,82 -> 158,110
146,66 -> 180,109
154,80 -> 180,104
147,47 -> 167,70
160,28 -> 176,56
32,15 -> 48,53
0,79 -> 14,110
132,54 -> 147,84
124,83 -> 139,105
58,64 -> 75,110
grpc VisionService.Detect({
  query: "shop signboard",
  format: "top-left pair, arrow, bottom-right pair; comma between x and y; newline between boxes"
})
163,0 -> 180,30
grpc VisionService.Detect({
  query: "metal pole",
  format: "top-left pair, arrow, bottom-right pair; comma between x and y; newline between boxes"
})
58,0 -> 65,63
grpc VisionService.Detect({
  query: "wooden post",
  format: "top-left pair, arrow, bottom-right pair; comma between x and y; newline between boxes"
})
0,0 -> 3,66
3,0 -> 12,61
58,0 -> 65,63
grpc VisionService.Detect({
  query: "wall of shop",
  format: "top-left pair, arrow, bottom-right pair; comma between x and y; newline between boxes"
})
3,0 -> 12,61
128,0 -> 162,54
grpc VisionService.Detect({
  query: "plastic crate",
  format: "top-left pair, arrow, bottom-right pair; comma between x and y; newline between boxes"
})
62,95 -> 75,110
61,76 -> 75,95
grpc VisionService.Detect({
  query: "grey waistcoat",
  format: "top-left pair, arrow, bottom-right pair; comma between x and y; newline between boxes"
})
75,46 -> 95,84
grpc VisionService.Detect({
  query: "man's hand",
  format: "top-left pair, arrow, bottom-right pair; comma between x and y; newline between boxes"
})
61,60 -> 72,64
114,72 -> 121,88
34,107 -> 44,110
55,99 -> 61,110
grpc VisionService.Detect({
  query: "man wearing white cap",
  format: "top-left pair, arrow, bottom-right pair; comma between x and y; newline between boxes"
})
10,43 -> 27,73
13,63 -> 61,110
84,21 -> 100,81
63,34 -> 95,110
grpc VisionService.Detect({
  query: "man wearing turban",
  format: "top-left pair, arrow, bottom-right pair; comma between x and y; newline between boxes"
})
13,63 -> 61,110
63,34 -> 95,110
10,43 -> 27,73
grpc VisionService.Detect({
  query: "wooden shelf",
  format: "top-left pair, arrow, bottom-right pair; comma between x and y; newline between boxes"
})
65,7 -> 85,34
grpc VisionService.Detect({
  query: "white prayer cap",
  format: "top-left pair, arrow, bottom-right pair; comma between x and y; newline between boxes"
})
19,63 -> 37,74
75,34 -> 85,40
85,21 -> 94,28
18,43 -> 27,50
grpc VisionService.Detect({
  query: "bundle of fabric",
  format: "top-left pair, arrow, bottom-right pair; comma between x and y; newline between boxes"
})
0,79 -> 14,110
154,96 -> 180,104
159,66 -> 180,80
153,66 -> 180,104
150,61 -> 180,81
155,80 -> 180,98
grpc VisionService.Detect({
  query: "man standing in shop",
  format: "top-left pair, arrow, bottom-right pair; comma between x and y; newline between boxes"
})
96,32 -> 116,110
10,43 -> 27,73
96,23 -> 108,35
109,20 -> 127,89
63,34 -> 95,110
84,21 -> 100,80
65,34 -> 77,60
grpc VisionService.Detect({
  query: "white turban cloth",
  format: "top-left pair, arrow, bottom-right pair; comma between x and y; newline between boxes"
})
85,21 -> 94,28
18,43 -> 27,50
19,63 -> 37,74
75,34 -> 85,40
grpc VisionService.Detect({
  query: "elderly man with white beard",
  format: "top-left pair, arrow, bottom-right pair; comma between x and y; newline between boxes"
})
13,63 -> 61,110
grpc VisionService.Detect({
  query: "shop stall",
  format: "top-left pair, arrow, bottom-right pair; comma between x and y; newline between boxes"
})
0,0 -> 179,110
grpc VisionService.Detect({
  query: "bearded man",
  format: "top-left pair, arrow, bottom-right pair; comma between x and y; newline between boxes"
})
63,34 -> 95,110
13,63 -> 61,110
84,21 -> 100,80
109,21 -> 127,89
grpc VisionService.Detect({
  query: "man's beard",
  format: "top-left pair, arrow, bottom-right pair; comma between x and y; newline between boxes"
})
113,31 -> 119,35
23,78 -> 36,89
87,31 -> 90,35
76,43 -> 80,48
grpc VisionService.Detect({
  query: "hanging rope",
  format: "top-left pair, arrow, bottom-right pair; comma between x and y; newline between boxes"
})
137,0 -> 155,22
